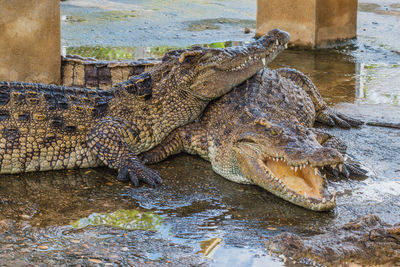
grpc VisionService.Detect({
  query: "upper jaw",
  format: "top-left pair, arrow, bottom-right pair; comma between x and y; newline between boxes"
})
201,29 -> 289,72
217,37 -> 288,72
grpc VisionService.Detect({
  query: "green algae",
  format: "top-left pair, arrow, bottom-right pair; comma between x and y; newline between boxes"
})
71,209 -> 162,231
66,46 -> 136,60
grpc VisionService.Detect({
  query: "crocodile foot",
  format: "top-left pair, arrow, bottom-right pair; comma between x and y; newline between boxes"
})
317,108 -> 363,129
117,156 -> 162,187
324,157 -> 368,179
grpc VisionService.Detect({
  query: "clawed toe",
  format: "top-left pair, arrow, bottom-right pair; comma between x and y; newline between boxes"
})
317,108 -> 363,129
137,165 -> 162,187
117,157 -> 163,187
324,158 -> 368,179
117,166 -> 131,182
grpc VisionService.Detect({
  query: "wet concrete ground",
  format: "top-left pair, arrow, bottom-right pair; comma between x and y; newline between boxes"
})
1,0 -> 400,266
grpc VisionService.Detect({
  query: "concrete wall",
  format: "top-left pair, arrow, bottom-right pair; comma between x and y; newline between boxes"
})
0,0 -> 60,84
256,0 -> 358,47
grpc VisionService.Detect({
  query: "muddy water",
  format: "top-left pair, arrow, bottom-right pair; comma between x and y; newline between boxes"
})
1,0 -> 400,266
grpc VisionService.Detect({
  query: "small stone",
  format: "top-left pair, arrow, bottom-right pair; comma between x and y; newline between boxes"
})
37,245 -> 49,250
20,214 -> 31,220
71,239 -> 80,244
121,247 -> 128,252
89,259 -> 102,264
244,27 -> 251,34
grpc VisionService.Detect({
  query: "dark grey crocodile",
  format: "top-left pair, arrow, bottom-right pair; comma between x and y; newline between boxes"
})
141,68 -> 364,211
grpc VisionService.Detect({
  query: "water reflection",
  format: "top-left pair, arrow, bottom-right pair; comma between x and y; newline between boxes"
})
196,237 -> 222,257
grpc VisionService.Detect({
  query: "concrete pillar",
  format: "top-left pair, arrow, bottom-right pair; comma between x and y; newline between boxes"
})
0,0 -> 61,84
256,0 -> 358,48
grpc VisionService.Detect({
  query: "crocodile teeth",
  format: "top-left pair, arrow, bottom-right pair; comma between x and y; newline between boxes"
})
322,198 -> 327,204
332,190 -> 337,201
284,43 -> 288,48
314,168 -> 318,175
262,58 -> 266,66
339,164 -> 343,172
294,166 -> 298,172
275,40 -> 279,45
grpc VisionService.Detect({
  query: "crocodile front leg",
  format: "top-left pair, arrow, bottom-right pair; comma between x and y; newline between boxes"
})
276,68 -> 363,128
140,123 -> 209,164
313,129 -> 367,178
87,117 -> 162,186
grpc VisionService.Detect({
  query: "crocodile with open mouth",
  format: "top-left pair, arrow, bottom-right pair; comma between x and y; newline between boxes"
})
0,29 -> 289,186
141,68 -> 364,211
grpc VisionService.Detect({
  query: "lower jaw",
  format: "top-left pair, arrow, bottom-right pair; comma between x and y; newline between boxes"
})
271,187 -> 335,211
253,171 -> 335,211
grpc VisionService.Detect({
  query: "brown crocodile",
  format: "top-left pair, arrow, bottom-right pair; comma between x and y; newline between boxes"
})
141,68 -> 364,211
0,29 -> 289,186
266,214 -> 400,266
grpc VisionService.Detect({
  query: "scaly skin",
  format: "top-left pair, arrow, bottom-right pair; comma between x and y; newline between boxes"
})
141,68 -> 363,210
0,29 -> 290,186
266,214 -> 400,266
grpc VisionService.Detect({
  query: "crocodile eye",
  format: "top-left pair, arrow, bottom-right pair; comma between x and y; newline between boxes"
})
269,128 -> 282,137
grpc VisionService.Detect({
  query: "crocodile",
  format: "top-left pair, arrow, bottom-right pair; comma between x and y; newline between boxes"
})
141,68 -> 364,211
0,29 -> 290,186
266,214 -> 400,266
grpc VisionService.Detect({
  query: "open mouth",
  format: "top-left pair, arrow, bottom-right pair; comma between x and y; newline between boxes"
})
233,143 -> 338,211
261,156 -> 336,210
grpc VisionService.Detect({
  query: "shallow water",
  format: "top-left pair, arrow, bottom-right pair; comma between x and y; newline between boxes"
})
1,0 -> 400,266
